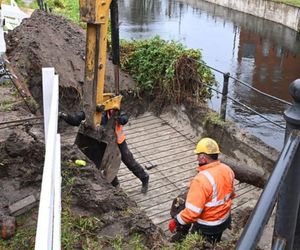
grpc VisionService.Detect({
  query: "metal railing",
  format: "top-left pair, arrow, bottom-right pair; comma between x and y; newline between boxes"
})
203,63 -> 292,107
236,130 -> 300,249
236,79 -> 300,250
191,58 -> 290,129
35,68 -> 61,250
198,80 -> 286,130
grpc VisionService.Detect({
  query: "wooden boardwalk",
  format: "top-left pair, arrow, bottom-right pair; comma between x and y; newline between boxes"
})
118,112 -> 261,234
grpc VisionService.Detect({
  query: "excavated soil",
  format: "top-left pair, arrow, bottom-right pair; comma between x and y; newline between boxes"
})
5,10 -> 136,114
5,10 -> 85,113
0,128 -> 166,249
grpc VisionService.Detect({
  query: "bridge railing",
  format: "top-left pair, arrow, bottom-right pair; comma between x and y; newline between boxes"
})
191,58 -> 290,130
35,68 -> 61,250
236,79 -> 300,250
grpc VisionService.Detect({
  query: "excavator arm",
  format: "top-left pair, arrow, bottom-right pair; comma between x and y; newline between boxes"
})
79,0 -> 121,126
75,0 -> 122,182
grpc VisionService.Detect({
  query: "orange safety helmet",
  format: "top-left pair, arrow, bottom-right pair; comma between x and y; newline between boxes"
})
194,138 -> 220,154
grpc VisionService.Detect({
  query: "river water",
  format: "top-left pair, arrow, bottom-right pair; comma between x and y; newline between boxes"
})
118,0 -> 300,151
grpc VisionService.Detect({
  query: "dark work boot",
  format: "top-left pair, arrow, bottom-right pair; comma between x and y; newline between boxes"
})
111,176 -> 120,189
141,175 -> 149,194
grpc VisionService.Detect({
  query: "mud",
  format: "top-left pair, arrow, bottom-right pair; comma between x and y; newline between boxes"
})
5,11 -> 84,113
0,129 -> 44,217
61,145 -> 166,249
0,129 -> 166,248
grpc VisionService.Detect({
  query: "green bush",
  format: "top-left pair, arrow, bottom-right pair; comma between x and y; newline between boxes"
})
121,36 -> 216,103
44,0 -> 80,23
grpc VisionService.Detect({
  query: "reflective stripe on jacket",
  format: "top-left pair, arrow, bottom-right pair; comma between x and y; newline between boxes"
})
176,160 -> 235,226
115,123 -> 126,144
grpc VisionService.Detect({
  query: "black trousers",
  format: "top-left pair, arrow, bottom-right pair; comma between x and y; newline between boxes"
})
172,215 -> 231,244
191,215 -> 231,243
111,140 -> 148,187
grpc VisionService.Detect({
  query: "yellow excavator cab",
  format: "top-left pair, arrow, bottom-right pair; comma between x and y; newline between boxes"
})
75,0 -> 122,182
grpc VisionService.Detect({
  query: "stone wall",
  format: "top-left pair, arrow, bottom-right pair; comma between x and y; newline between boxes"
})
180,0 -> 300,52
201,0 -> 300,31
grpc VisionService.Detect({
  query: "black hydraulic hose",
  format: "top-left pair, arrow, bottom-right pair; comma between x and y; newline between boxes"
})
110,0 -> 120,95
110,0 -> 120,65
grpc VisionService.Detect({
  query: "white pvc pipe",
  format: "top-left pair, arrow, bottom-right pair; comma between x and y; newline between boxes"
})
53,133 -> 61,250
35,69 -> 58,250
53,74 -> 61,248
42,68 -> 55,144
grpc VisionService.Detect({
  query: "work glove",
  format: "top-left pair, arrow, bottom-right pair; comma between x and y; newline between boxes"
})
117,111 -> 129,125
168,218 -> 177,233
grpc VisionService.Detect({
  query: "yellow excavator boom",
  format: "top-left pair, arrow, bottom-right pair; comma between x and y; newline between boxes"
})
75,0 -> 122,182
79,0 -> 122,128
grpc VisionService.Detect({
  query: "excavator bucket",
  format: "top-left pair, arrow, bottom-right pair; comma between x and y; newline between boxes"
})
75,116 -> 121,183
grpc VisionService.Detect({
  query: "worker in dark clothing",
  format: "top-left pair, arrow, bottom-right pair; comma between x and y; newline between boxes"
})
59,110 -> 150,193
168,138 -> 235,244
105,110 -> 149,193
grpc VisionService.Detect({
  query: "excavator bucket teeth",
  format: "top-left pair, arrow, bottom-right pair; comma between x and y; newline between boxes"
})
75,118 -> 121,183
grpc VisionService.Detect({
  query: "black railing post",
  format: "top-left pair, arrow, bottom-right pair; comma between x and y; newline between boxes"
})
37,0 -> 44,11
220,73 -> 230,121
273,79 -> 300,250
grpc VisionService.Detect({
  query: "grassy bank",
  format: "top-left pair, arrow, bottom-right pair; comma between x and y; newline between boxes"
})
274,0 -> 300,7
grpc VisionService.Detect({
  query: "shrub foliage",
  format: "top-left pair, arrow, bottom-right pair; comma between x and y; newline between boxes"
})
120,36 -> 216,103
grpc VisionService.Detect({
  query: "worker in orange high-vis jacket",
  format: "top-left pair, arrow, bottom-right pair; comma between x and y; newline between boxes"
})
106,110 -> 150,193
168,138 -> 235,244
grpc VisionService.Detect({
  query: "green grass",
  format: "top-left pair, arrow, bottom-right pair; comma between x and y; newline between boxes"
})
0,208 -> 37,250
273,0 -> 300,7
203,111 -> 226,127
40,0 -> 80,23
175,233 -> 206,250
0,100 -> 16,112
14,0 -> 27,8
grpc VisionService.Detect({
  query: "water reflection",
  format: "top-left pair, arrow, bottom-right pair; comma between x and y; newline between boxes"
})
121,0 -> 161,25
118,0 -> 300,150
237,30 -> 300,105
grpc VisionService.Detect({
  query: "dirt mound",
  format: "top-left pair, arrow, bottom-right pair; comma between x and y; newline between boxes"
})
0,128 -> 44,216
5,10 -> 136,115
5,10 -> 84,112
62,145 -> 166,249
0,130 -> 166,248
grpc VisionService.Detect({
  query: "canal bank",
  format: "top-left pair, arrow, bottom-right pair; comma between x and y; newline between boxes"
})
202,0 -> 300,31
